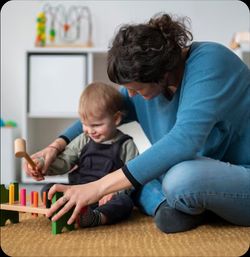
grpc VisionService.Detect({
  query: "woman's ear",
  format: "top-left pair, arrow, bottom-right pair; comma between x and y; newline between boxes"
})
114,111 -> 122,126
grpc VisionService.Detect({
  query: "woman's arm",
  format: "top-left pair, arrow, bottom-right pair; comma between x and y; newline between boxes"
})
23,120 -> 83,178
122,43 -> 249,186
59,120 -> 83,144
46,168 -> 132,224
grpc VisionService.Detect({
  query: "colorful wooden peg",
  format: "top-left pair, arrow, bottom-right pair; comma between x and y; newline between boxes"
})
32,191 -> 38,217
20,188 -> 26,206
9,184 -> 15,205
30,191 -> 34,205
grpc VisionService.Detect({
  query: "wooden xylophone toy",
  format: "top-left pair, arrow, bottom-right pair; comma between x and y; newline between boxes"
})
0,182 -> 75,234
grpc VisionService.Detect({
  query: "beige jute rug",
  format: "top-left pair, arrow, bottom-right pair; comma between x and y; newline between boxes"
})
1,209 -> 249,257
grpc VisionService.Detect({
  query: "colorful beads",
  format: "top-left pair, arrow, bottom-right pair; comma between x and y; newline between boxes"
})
35,12 -> 46,46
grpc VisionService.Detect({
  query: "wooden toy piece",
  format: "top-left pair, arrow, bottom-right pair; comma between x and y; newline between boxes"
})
0,184 -> 8,203
0,183 -> 18,204
9,184 -> 15,204
30,191 -> 35,216
33,192 -> 38,207
20,188 -> 26,206
43,191 -> 47,207
43,191 -> 48,217
13,182 -> 19,202
30,191 -> 34,205
51,192 -> 75,235
0,202 -> 48,215
14,138 -> 37,170
1,184 -> 47,216
32,191 -> 39,217
0,183 -> 19,226
43,191 -> 51,208
0,208 -> 19,226
1,182 -> 76,235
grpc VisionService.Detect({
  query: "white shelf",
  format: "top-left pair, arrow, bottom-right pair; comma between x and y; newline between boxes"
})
28,112 -> 79,118
27,46 -> 108,53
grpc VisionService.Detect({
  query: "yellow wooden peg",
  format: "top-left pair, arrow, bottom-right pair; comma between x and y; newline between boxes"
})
9,184 -> 15,204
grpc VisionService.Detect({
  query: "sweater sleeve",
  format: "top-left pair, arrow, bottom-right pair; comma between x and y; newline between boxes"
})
59,120 -> 83,143
120,139 -> 139,164
124,43 -> 247,185
125,86 -> 218,184
47,133 -> 88,175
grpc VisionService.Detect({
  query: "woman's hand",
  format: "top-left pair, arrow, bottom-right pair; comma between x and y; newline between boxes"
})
46,182 -> 102,225
46,169 -> 132,224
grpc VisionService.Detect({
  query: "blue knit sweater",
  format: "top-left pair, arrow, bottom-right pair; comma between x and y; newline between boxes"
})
61,42 -> 250,186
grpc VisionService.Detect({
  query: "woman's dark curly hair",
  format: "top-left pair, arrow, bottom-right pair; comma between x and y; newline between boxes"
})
107,13 -> 193,84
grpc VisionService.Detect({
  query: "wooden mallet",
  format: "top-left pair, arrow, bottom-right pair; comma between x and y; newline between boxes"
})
14,138 -> 37,170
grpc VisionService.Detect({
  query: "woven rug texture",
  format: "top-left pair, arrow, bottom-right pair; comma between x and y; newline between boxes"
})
1,210 -> 249,257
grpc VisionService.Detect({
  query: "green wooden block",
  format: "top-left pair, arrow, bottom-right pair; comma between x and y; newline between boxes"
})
0,183 -> 19,226
51,192 -> 75,235
0,182 -> 19,203
13,182 -> 19,201
0,210 -> 19,226
0,184 -> 9,203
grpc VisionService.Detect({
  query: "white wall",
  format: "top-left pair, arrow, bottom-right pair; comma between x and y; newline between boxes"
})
1,0 -> 249,135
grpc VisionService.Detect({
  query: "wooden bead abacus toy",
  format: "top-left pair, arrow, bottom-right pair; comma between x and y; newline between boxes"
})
0,182 -> 75,234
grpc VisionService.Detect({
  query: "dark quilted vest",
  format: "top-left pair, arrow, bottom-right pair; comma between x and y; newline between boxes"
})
68,134 -> 132,184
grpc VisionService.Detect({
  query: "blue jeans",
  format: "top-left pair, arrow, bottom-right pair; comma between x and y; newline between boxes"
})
135,157 -> 250,226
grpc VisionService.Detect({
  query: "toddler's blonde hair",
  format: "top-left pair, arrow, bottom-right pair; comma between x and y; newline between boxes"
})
78,82 -> 124,121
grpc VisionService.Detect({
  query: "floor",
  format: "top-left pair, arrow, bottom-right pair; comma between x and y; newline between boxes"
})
2,210 -> 250,257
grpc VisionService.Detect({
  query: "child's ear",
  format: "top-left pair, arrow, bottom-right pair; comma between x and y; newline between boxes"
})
114,111 -> 122,126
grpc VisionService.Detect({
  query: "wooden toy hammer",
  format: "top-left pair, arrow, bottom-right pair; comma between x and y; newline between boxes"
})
14,138 -> 37,170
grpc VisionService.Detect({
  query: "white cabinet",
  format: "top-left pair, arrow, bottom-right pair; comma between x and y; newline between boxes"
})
22,47 -> 110,183
28,53 -> 87,116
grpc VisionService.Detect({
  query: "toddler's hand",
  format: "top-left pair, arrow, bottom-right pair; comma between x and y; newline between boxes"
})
27,158 -> 45,181
23,146 -> 58,180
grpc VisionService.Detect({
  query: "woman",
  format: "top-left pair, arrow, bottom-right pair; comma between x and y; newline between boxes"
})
25,13 -> 250,233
